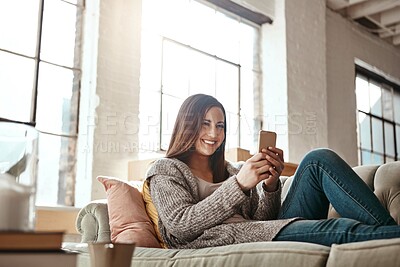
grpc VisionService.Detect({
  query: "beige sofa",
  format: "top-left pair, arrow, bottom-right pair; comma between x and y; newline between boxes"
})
65,161 -> 400,267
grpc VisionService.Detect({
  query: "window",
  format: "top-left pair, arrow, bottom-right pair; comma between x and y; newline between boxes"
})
355,66 -> 400,165
0,0 -> 83,206
139,0 -> 261,153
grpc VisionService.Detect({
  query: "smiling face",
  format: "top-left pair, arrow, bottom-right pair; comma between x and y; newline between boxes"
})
194,106 -> 225,157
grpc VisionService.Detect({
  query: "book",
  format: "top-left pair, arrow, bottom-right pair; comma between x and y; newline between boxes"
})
0,231 -> 64,251
0,250 -> 78,267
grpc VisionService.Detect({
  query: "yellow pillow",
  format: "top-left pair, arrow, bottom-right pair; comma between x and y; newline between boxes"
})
142,180 -> 168,248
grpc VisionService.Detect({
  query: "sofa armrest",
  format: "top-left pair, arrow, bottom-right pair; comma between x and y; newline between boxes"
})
76,199 -> 111,243
373,162 -> 400,224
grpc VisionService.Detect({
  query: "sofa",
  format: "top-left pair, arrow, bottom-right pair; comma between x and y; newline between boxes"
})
64,161 -> 400,267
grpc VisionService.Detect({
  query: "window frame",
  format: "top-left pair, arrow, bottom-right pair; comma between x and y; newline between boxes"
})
159,36 -> 243,151
139,0 -> 262,154
355,65 -> 400,164
0,0 -> 84,206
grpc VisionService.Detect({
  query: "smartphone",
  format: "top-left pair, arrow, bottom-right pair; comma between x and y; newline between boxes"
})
258,130 -> 277,152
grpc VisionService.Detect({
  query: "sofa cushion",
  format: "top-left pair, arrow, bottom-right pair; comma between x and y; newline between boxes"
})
97,176 -> 161,248
326,237 -> 400,267
64,241 -> 330,267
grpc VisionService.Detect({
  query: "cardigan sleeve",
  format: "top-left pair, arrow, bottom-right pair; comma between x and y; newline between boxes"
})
248,181 -> 282,220
227,161 -> 282,221
147,159 -> 248,242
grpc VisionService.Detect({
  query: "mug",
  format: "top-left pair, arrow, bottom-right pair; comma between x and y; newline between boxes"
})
88,242 -> 136,267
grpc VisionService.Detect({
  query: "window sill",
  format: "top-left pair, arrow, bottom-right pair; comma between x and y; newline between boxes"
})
35,206 -> 80,234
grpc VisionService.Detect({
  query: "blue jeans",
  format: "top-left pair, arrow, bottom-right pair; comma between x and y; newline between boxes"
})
273,148 -> 400,246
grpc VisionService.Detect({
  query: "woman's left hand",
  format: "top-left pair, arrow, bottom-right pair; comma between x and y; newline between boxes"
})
261,147 -> 284,192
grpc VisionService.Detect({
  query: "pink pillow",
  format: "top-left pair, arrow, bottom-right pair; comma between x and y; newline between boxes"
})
97,176 -> 161,248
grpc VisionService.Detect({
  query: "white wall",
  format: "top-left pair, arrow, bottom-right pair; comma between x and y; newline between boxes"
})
326,9 -> 400,166
91,0 -> 142,200
76,0 -> 143,204
262,0 -> 400,166
261,0 -> 289,156
262,0 -> 328,164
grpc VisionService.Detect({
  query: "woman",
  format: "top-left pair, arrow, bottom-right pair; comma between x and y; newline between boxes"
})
146,94 -> 400,249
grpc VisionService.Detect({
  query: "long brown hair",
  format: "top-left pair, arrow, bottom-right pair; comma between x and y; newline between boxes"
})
166,94 -> 228,182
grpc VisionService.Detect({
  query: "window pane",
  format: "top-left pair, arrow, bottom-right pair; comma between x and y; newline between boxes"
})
240,69 -> 256,118
371,152 -> 384,165
358,112 -> 371,150
240,69 -> 256,151
0,52 -> 35,122
140,35 -> 162,91
355,75 -> 369,113
369,82 -> 382,116
40,0 -> 81,67
371,117 -> 384,154
240,115 -> 256,151
36,62 -> 79,135
162,41 -> 189,97
394,91 -> 400,124
384,122 -> 395,157
382,87 -> 393,120
239,23 -> 258,69
158,0 -> 191,45
161,95 -> 183,150
215,61 -> 239,113
214,12 -> 239,63
0,0 -> 40,56
187,0 -> 216,54
141,0 -> 260,153
36,133 -> 76,206
361,150 -> 372,165
138,90 -> 161,151
225,111 -> 239,149
188,50 -> 216,96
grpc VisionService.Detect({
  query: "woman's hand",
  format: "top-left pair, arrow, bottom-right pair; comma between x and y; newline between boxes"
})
262,147 -> 284,192
236,147 -> 284,192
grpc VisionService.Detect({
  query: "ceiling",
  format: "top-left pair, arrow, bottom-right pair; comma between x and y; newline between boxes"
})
327,0 -> 400,47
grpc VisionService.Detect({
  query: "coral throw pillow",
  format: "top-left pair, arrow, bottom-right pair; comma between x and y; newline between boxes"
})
97,176 -> 161,248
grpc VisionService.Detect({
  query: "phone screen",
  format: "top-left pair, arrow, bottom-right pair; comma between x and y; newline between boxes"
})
258,130 -> 277,152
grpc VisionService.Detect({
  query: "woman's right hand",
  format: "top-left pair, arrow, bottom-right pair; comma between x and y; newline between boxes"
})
236,152 -> 272,191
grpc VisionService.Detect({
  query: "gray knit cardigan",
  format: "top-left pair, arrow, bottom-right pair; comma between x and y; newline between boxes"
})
146,157 -> 296,249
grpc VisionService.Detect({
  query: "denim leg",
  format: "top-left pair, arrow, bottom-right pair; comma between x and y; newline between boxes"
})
278,148 -> 397,226
274,218 -> 400,246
